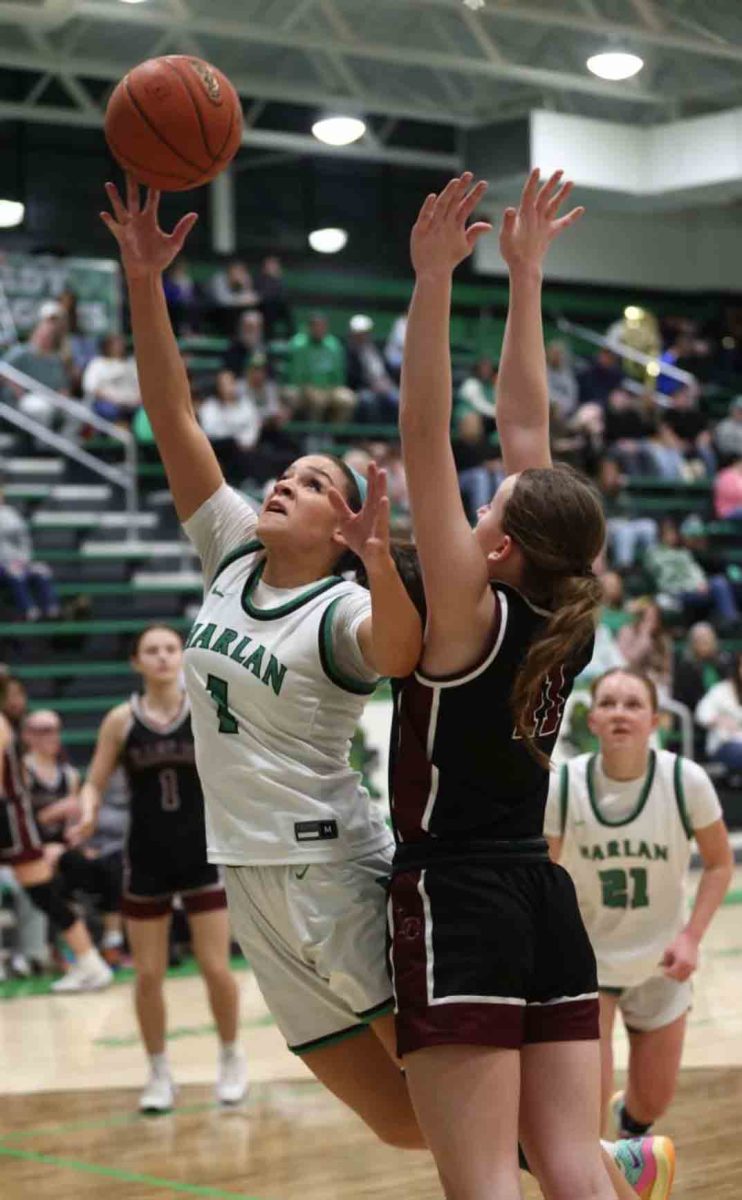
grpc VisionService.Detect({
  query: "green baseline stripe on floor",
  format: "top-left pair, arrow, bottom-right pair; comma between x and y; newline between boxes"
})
0,1102 -> 219,1143
723,889 -> 742,906
0,1146 -> 259,1200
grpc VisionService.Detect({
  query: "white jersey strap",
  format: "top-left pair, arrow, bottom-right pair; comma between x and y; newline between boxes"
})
673,754 -> 693,839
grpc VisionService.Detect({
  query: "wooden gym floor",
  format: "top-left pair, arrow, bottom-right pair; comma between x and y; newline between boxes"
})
3,874 -> 742,1199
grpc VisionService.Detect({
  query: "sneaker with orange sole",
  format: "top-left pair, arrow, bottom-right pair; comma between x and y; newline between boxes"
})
612,1136 -> 676,1200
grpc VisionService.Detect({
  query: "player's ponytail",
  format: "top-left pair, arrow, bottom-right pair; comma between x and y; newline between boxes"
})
502,463 -> 606,768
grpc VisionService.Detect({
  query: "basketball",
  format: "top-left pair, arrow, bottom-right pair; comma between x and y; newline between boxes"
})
104,55 -> 243,191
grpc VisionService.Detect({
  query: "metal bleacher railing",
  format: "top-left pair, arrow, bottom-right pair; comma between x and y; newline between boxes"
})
0,361 -> 140,542
556,316 -> 697,402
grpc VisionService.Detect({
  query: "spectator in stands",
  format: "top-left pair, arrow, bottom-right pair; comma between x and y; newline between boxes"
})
284,312 -> 355,421
657,331 -> 694,397
210,258 -> 259,312
82,334 -> 141,425
223,310 -> 269,379
0,488 -> 60,621
57,288 -> 97,388
379,442 -> 410,529
458,356 -> 496,419
713,457 -> 742,520
660,384 -> 716,476
163,260 -> 202,335
597,456 -> 658,568
644,416 -> 688,481
680,513 -> 742,612
617,598 -> 673,695
198,368 -> 261,485
384,310 -> 407,380
645,518 -> 739,627
599,570 -> 632,636
602,387 -> 654,474
3,302 -> 69,428
545,339 -> 578,418
242,353 -> 298,485
674,622 -> 730,741
452,409 -> 501,524
715,397 -> 742,464
256,255 -> 293,340
578,347 -> 623,407
346,314 -> 399,422
695,653 -> 742,772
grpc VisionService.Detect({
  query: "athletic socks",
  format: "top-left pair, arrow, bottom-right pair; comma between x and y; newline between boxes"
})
101,930 -> 124,950
620,1104 -> 653,1137
219,1040 -> 240,1062
149,1051 -> 170,1079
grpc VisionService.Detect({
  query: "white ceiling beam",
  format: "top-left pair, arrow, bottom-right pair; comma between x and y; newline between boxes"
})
279,0 -> 322,33
317,0 -> 355,44
628,0 -> 665,34
63,1 -> 661,104
0,45 -> 465,127
459,7 -> 504,64
0,99 -> 460,169
57,72 -> 98,113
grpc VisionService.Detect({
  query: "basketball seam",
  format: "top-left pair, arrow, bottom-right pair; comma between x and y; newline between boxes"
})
123,76 -> 208,176
107,135 -> 199,186
162,57 -> 217,163
215,100 -> 235,162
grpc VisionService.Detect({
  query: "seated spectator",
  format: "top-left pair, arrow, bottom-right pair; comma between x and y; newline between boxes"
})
546,339 -> 578,418
714,458 -> 742,520
643,417 -> 687,481
242,353 -> 298,485
163,260 -> 202,335
597,457 -> 658,569
82,334 -> 141,425
283,313 -> 355,422
645,517 -> 739,627
695,654 -> 742,772
2,303 -> 69,428
599,570 -> 632,635
384,311 -> 407,380
656,331 -> 695,397
58,288 -> 98,390
603,388 -> 654,474
198,369 -> 261,485
674,623 -> 730,755
223,310 -> 269,379
210,258 -> 259,311
380,442 -> 410,529
578,347 -> 623,407
680,514 -> 742,612
22,710 -> 80,850
714,396 -> 742,463
458,356 -> 496,419
256,255 -> 293,340
660,385 -> 715,476
0,488 -> 60,621
452,410 -> 501,524
346,314 -> 399,423
616,598 -> 673,695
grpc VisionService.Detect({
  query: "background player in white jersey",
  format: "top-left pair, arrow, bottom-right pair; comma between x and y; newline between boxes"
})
545,668 -> 733,1140
98,175 -> 427,1149
72,625 -> 247,1113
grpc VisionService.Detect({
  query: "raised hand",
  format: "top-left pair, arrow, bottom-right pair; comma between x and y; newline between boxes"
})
100,173 -> 198,280
328,461 -> 391,568
410,172 -> 493,278
499,168 -> 584,272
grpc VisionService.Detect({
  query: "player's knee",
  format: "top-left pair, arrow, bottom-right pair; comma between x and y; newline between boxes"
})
25,879 -> 77,930
373,1113 -> 426,1150
135,964 -> 166,990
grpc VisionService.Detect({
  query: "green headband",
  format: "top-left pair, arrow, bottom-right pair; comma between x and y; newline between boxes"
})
348,466 -> 368,504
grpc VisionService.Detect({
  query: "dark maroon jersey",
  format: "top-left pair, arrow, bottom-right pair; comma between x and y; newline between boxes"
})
389,583 -> 593,846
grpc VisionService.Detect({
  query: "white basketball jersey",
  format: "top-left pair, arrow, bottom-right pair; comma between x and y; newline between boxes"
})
183,539 -> 391,866
557,750 -> 693,988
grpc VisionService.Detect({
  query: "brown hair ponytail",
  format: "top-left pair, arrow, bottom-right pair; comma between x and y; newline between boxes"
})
502,463 -> 606,767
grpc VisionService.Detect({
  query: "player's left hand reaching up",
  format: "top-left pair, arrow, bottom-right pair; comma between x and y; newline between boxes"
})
499,167 -> 584,273
328,461 -> 391,571
410,172 -> 493,279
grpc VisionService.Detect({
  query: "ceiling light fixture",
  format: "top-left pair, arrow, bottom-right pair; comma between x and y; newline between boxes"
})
0,200 -> 24,228
312,116 -> 366,147
587,51 -> 644,81
308,227 -> 348,254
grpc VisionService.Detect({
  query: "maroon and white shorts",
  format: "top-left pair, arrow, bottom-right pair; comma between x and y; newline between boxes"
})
122,855 -> 226,920
0,793 -> 44,867
388,855 -> 599,1056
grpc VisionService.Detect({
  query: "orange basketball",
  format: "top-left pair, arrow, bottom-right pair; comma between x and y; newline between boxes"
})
104,56 -> 243,192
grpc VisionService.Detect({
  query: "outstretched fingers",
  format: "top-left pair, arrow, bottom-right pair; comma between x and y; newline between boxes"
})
328,486 -> 354,522
520,167 -> 541,211
104,181 -> 129,225
457,178 -> 488,224
371,494 -> 391,545
126,173 -> 141,216
544,179 -> 574,220
169,212 -> 199,250
552,205 -> 585,234
535,170 -> 563,214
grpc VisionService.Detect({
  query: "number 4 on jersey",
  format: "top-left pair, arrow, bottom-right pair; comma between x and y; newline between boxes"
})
512,666 -> 567,741
206,674 -> 239,734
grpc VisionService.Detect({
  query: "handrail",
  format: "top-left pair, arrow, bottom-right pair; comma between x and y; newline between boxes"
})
556,317 -> 696,387
0,361 -> 139,540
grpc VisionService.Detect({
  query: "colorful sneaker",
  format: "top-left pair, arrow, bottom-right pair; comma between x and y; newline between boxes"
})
612,1136 -> 676,1200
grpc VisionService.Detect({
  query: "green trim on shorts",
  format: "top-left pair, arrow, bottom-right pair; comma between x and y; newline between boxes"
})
290,1021 -> 369,1056
356,996 -> 395,1022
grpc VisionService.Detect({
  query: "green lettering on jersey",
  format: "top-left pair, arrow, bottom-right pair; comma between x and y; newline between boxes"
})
579,845 -> 591,860
185,622 -> 202,649
244,644 -> 265,678
622,839 -> 633,857
230,635 -> 252,664
263,654 -> 287,696
637,840 -> 652,860
606,840 -> 620,859
654,844 -> 668,861
212,628 -> 238,657
591,846 -> 605,861
190,622 -> 216,650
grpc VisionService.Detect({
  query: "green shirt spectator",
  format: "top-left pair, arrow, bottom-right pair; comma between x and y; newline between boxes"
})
287,314 -> 346,389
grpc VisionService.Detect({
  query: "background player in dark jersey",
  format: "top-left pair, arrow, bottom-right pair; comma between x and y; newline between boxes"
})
22,709 -> 80,851
0,682 -> 113,993
70,624 -> 247,1113
390,170 -> 637,1200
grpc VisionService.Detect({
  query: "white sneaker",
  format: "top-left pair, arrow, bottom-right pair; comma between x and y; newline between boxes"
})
51,956 -> 114,993
216,1049 -> 249,1105
139,1072 -> 176,1114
